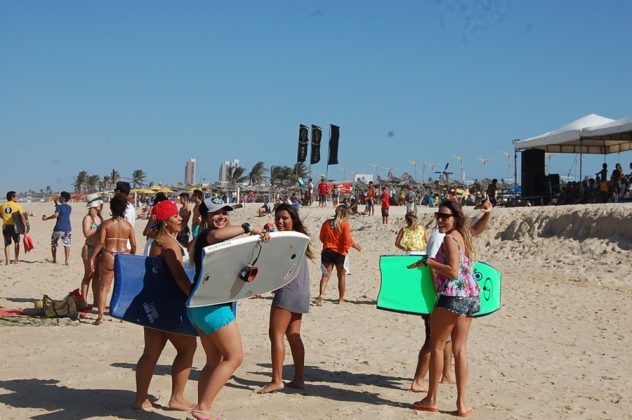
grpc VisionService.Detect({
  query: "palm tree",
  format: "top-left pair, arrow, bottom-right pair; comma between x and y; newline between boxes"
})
227,166 -> 248,186
249,161 -> 266,186
102,176 -> 112,191
131,169 -> 147,188
293,162 -> 309,182
73,171 -> 88,193
110,169 -> 120,185
270,165 -> 292,187
87,175 -> 101,193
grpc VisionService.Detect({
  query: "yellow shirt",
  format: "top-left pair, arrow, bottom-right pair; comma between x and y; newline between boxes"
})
1,201 -> 23,225
400,226 -> 427,252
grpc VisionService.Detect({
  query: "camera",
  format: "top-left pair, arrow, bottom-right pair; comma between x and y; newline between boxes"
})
238,265 -> 258,282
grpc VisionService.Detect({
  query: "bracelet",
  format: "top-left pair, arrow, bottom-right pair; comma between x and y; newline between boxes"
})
241,223 -> 252,233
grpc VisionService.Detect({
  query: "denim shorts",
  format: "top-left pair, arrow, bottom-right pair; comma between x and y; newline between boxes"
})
187,303 -> 235,335
436,295 -> 480,317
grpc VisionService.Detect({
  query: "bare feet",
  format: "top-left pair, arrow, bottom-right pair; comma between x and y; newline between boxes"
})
338,298 -> 345,304
411,398 -> 439,412
287,379 -> 304,389
440,375 -> 456,384
191,408 -> 221,420
168,396 -> 195,411
133,399 -> 153,411
315,296 -> 324,306
410,381 -> 428,393
457,408 -> 473,417
257,382 -> 284,394
93,317 -> 103,325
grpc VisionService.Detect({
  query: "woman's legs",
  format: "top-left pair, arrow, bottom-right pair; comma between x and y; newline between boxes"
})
192,322 -> 243,418
413,308 -> 456,410
166,333 -> 197,410
134,328 -> 168,410
335,263 -> 346,303
95,253 -> 114,325
317,262 -> 334,305
285,312 -> 304,388
411,317 -> 431,392
452,315 -> 474,415
80,245 -> 92,301
258,307 -> 292,393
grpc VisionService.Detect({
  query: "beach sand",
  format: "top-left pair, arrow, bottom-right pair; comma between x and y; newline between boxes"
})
1,201 -> 631,419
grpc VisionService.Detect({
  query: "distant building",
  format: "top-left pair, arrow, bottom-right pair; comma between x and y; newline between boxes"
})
219,159 -> 240,183
184,158 -> 196,185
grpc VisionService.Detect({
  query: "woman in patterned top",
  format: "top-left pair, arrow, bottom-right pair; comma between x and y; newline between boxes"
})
407,199 -> 481,417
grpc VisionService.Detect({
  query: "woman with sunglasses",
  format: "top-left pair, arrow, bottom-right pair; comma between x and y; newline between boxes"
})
408,199 -> 491,417
257,203 -> 314,394
188,197 -> 269,420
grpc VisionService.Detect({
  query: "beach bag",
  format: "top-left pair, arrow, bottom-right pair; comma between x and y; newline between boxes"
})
43,294 -> 78,320
68,288 -> 89,311
23,234 -> 34,253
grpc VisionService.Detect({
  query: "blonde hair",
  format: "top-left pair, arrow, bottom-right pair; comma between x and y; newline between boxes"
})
330,205 -> 349,232
404,211 -> 417,228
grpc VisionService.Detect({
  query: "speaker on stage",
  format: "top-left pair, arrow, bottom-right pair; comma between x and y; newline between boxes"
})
521,149 -> 545,197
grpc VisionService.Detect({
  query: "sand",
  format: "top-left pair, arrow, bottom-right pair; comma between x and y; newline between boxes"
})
1,201 -> 631,419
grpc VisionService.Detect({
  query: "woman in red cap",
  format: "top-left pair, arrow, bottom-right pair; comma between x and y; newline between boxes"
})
134,199 -> 197,411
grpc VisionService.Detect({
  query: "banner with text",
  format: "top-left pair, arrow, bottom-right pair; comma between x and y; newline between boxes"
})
297,124 -> 308,163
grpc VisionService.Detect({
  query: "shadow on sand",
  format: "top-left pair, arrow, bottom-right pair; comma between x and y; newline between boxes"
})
0,378 -> 174,419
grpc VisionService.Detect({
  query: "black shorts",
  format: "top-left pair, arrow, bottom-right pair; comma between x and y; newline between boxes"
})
381,207 -> 389,217
3,225 -> 19,246
436,295 -> 480,317
321,248 -> 346,265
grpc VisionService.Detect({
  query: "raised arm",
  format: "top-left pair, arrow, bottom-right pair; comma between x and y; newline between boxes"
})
470,199 -> 493,237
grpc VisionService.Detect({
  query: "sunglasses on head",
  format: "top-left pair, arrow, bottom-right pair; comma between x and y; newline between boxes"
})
434,212 -> 455,220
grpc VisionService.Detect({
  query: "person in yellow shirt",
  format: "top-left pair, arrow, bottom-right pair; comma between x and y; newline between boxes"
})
2,191 -> 27,265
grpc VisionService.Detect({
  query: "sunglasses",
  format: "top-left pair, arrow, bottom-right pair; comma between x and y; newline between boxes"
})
434,212 -> 455,220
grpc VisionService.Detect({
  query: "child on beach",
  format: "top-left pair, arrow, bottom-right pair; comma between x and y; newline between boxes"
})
42,191 -> 72,265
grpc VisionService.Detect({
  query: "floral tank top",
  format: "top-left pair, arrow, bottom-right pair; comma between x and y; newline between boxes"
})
400,226 -> 427,253
434,235 -> 479,298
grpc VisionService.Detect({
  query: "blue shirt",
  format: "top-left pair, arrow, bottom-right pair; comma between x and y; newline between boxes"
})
54,203 -> 72,232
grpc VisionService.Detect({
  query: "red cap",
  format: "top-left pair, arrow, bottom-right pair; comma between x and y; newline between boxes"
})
153,200 -> 178,222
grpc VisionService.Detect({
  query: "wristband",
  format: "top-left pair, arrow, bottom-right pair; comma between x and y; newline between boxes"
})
241,223 -> 252,233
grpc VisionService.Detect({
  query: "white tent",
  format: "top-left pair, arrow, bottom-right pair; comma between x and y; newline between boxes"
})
514,114 -> 615,154
580,115 -> 632,153
514,113 -> 632,181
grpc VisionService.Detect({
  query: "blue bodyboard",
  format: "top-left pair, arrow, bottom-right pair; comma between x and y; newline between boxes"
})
112,254 -> 243,336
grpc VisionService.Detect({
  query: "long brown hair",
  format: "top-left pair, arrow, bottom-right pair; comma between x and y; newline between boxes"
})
438,199 -> 474,260
275,203 -> 314,260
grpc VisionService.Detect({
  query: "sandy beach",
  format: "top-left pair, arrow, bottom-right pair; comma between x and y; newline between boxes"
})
1,201 -> 631,419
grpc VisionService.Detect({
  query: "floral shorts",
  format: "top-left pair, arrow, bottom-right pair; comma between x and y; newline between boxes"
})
51,231 -> 72,247
436,295 -> 480,317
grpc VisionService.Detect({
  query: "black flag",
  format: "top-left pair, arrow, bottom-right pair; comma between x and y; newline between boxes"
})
310,125 -> 322,164
327,124 -> 340,165
297,124 -> 308,163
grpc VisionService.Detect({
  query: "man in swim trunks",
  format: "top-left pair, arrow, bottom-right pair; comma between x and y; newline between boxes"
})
42,191 -> 72,265
2,191 -> 27,265
367,181 -> 376,216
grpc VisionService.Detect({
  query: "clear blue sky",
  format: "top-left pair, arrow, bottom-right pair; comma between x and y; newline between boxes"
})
2,0 -> 631,193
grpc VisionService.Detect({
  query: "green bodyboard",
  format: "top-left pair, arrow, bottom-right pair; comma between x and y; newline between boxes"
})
377,255 -> 501,317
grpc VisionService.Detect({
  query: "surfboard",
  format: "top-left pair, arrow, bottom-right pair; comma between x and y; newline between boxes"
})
377,255 -> 502,317
186,231 -> 310,308
12,211 -> 26,235
110,254 -> 199,335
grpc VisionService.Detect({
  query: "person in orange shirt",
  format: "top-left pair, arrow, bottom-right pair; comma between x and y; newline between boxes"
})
380,185 -> 390,224
316,205 -> 361,305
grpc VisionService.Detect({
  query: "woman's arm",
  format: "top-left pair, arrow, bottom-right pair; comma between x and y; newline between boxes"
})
128,222 -> 137,255
394,228 -> 405,251
161,240 -> 193,296
82,215 -> 97,239
90,221 -> 108,266
207,223 -> 269,245
470,199 -> 493,237
426,236 -> 459,278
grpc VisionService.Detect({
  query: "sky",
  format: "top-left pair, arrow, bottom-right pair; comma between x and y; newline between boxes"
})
2,0 -> 632,194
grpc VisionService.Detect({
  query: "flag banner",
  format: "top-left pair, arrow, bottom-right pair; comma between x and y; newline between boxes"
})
297,124 -> 308,163
328,124 -> 340,165
310,124 -> 322,164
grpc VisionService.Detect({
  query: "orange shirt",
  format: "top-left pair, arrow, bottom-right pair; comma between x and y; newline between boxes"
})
319,219 -> 354,256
